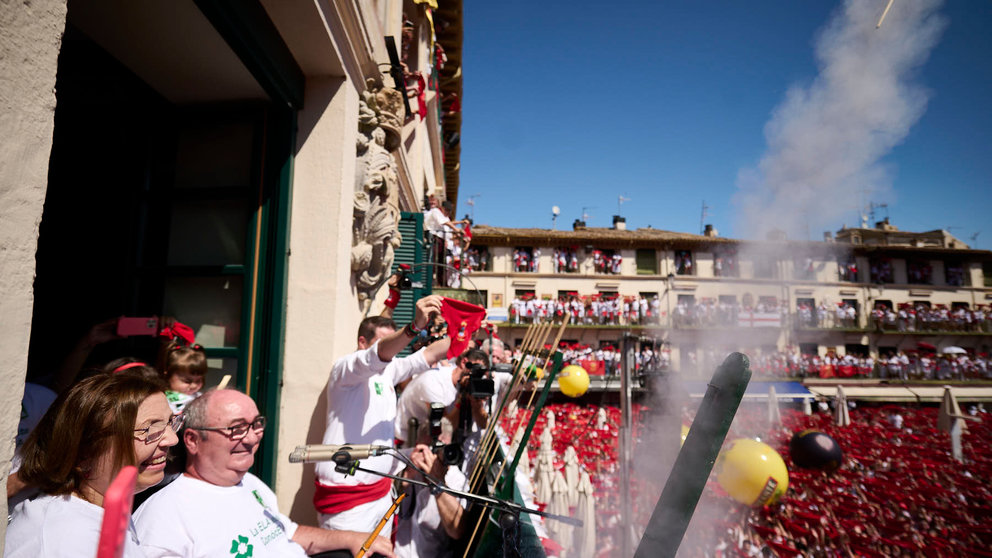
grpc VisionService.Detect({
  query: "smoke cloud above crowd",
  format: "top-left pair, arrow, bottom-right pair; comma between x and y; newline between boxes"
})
734,0 -> 946,240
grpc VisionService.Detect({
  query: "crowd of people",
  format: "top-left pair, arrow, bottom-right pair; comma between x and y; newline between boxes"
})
509,294 -> 662,326
701,348 -> 992,381
7,318 -> 395,557
869,303 -> 992,333
7,290 -> 535,558
9,280 -> 992,557
423,195 -> 474,288
502,400 -> 992,558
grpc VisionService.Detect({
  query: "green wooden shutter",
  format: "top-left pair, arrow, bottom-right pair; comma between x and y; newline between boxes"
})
636,248 -> 657,275
393,212 -> 432,357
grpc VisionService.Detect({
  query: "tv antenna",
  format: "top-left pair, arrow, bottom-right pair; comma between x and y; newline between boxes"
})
581,206 -> 594,224
969,231 -> 981,249
617,195 -> 631,216
551,205 -> 561,230
465,193 -> 481,220
699,200 -> 710,235
863,201 -> 888,227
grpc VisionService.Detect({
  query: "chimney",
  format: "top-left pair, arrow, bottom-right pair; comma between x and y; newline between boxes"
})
703,224 -> 718,237
573,219 -> 587,230
612,215 -> 626,230
823,231 -> 833,242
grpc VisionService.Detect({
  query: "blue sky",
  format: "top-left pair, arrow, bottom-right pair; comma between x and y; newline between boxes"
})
458,0 -> 991,248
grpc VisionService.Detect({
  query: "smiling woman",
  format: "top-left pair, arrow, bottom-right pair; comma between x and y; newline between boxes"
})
5,373 -> 178,558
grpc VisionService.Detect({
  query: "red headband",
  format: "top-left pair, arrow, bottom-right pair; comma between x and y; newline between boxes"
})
113,362 -> 148,374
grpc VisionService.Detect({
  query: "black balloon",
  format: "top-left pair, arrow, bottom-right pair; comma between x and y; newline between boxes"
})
790,430 -> 843,471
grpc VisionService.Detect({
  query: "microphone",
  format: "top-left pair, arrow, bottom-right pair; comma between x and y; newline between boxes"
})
288,444 -> 392,464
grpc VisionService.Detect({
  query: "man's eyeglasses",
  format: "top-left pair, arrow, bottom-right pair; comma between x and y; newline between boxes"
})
189,416 -> 266,441
134,414 -> 186,443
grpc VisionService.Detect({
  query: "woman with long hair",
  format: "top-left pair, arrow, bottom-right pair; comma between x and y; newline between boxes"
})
5,373 -> 181,557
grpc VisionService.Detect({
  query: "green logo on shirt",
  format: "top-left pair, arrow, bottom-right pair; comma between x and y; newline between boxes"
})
374,381 -> 383,395
230,535 -> 253,557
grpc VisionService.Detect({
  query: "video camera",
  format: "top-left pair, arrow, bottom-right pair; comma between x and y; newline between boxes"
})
428,403 -> 463,466
462,362 -> 495,399
396,263 -> 412,290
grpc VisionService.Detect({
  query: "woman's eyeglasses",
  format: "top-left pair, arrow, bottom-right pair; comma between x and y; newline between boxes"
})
134,414 -> 186,443
189,416 -> 266,441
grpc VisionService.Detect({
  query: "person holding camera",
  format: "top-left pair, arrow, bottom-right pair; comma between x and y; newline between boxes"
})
314,295 -> 450,537
392,349 -> 492,558
393,349 -> 491,447
394,442 -> 470,558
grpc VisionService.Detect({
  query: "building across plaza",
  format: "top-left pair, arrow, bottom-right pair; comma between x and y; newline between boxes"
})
461,218 -> 992,378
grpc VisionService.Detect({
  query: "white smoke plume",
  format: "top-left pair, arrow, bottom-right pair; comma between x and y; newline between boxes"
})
734,0 -> 946,240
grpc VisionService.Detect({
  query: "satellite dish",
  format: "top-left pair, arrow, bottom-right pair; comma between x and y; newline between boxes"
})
552,206 -> 560,216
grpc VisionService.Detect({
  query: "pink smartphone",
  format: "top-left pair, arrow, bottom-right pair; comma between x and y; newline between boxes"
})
97,465 -> 137,558
116,316 -> 159,337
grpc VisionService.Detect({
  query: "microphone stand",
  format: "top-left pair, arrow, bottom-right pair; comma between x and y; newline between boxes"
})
334,456 -> 582,529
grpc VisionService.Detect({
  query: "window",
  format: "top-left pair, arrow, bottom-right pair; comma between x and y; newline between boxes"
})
838,255 -> 858,282
946,261 -> 967,286
796,297 -> 816,328
552,247 -> 579,273
794,256 -> 815,280
869,257 -> 893,283
464,246 -> 490,271
907,259 -> 933,284
512,247 -> 538,272
592,248 -> 622,275
844,344 -> 869,357
753,256 -> 775,279
984,262 -> 992,287
799,343 -> 819,356
757,296 -> 779,312
714,295 -> 738,326
675,250 -> 694,275
713,246 -> 738,277
635,249 -> 657,275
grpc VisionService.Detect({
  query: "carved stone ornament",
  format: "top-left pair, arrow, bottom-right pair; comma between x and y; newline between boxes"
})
353,79 -> 405,311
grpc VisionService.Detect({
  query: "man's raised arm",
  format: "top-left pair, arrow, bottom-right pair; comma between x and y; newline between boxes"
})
376,295 -> 444,362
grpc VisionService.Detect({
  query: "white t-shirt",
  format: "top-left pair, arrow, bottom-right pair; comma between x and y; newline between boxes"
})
5,493 -> 145,558
395,466 -> 468,558
423,208 -> 451,237
165,390 -> 200,414
134,473 -> 304,558
394,366 -> 459,442
315,343 -> 431,534
317,343 -> 430,486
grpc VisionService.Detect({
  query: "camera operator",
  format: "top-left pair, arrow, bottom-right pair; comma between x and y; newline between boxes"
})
395,442 -> 470,558
394,349 -> 490,448
393,349 -> 495,558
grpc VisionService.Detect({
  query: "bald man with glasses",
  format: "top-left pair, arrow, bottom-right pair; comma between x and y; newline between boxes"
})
134,389 -> 393,558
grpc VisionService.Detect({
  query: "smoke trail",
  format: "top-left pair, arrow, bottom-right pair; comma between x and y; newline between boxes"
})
734,0 -> 946,239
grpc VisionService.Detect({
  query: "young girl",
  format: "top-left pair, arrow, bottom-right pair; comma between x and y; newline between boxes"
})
161,343 -> 206,413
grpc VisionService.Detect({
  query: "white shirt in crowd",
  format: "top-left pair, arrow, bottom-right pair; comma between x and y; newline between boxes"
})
317,342 -> 431,535
395,466 -> 469,558
135,473 -> 304,558
395,366 -> 460,443
5,493 -> 145,558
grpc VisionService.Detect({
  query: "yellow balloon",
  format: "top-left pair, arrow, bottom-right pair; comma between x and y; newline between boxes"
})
716,439 -> 789,507
680,424 -> 690,447
557,364 -> 590,398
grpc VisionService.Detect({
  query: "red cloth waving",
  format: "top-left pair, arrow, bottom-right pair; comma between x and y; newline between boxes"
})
441,297 -> 486,359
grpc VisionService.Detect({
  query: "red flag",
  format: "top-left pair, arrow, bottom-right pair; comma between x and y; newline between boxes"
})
440,297 -> 486,359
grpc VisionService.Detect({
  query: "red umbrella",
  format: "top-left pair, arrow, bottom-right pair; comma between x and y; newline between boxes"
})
917,342 -> 937,351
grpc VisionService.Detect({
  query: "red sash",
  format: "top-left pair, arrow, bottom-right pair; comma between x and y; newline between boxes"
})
313,477 -> 392,515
